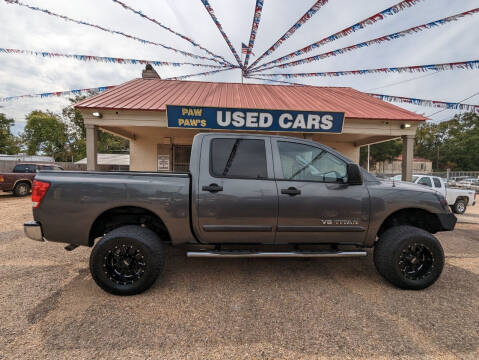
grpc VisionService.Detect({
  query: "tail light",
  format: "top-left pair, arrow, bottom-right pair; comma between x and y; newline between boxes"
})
32,180 -> 50,208
0,175 -> 4,183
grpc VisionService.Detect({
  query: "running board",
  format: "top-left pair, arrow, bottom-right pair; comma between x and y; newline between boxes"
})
187,250 -> 367,258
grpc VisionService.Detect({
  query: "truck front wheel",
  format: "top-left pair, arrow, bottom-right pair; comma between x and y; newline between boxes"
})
374,225 -> 444,290
90,225 -> 165,295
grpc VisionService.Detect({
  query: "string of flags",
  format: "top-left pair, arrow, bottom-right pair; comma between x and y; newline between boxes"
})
200,0 -> 243,67
0,48 -> 229,69
252,8 -> 479,73
367,93 -> 479,113
257,60 -> 479,79
110,0 -> 231,66
243,0 -> 264,68
249,0 -> 425,71
0,86 -> 116,102
247,0 -> 329,70
4,0 -> 224,64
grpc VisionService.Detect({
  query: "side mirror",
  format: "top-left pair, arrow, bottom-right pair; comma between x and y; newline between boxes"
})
347,163 -> 363,185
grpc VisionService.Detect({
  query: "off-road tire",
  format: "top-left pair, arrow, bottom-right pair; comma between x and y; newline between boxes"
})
374,225 -> 444,290
13,182 -> 30,197
90,225 -> 165,295
452,199 -> 467,214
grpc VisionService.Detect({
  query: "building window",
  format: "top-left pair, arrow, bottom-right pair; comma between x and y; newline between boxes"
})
173,145 -> 191,172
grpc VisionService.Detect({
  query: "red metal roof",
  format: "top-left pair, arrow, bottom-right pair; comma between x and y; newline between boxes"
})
75,78 -> 426,121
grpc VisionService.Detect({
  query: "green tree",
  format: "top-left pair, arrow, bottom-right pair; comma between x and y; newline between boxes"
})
63,96 -> 129,161
0,113 -> 20,154
360,139 -> 402,168
415,112 -> 479,171
22,110 -> 70,161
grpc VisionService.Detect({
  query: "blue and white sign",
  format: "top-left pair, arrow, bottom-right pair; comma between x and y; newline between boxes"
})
166,105 -> 344,133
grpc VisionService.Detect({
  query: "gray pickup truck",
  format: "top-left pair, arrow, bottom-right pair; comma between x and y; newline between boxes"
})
24,133 -> 456,295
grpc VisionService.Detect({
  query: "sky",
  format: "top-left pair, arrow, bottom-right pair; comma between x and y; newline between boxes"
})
0,0 -> 478,134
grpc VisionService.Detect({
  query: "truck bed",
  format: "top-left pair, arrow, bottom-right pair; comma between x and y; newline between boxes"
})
33,171 -> 194,246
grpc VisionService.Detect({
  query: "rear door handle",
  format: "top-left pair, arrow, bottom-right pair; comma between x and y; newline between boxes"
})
281,187 -> 301,196
202,183 -> 223,193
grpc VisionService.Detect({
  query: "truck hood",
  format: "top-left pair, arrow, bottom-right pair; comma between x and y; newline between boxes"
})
378,179 -> 440,195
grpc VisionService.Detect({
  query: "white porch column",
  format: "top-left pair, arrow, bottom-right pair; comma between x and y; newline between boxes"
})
401,135 -> 414,182
85,124 -> 98,171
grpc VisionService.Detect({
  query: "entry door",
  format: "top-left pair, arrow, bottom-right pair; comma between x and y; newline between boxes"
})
272,139 -> 369,244
196,135 -> 278,243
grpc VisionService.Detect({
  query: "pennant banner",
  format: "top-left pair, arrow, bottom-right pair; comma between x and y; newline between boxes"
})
0,48 -> 228,68
248,0 -> 329,70
258,60 -> 479,78
0,86 -> 116,102
163,66 -> 235,80
110,0 -> 231,66
243,0 -> 264,68
200,0 -> 243,67
368,93 -> 479,113
4,0 -> 224,64
252,8 -> 479,72
250,0 -> 425,71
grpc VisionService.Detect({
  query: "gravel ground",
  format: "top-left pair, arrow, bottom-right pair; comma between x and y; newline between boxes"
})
0,193 -> 478,359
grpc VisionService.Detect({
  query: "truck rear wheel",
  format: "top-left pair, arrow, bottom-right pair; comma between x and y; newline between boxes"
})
90,225 -> 165,295
452,199 -> 467,214
374,225 -> 444,290
13,182 -> 30,197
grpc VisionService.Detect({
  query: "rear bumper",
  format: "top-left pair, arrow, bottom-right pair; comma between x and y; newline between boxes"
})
24,221 -> 44,242
437,213 -> 457,231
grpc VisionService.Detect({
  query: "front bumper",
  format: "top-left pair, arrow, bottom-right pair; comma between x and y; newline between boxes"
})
24,221 -> 44,241
437,213 -> 457,231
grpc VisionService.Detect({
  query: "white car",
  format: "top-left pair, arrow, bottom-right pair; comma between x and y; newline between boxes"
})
413,175 -> 476,214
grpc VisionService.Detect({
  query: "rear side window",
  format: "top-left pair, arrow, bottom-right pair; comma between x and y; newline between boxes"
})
13,164 -> 36,173
210,138 -> 267,179
433,177 -> 442,188
417,177 -> 432,187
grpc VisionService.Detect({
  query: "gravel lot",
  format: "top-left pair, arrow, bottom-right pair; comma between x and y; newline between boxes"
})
1,193 -> 478,359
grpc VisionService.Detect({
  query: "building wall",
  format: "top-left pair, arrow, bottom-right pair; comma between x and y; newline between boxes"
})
130,137 -> 158,171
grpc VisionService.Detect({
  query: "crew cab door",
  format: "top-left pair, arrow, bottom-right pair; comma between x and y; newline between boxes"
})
196,135 -> 278,243
272,139 -> 369,244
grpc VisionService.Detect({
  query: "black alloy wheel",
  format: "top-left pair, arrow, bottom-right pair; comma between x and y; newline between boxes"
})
398,243 -> 434,281
374,225 -> 444,290
104,244 -> 147,285
90,225 -> 165,295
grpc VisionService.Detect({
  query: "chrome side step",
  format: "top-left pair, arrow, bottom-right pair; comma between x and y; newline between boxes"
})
187,251 -> 367,258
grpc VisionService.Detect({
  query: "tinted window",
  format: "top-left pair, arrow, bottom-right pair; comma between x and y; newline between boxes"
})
277,141 -> 347,183
13,164 -> 36,173
211,138 -> 267,179
40,165 -> 62,171
412,176 -> 419,182
433,177 -> 442,188
417,177 -> 432,187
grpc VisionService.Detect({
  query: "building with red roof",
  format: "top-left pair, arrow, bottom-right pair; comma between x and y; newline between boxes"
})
75,66 -> 425,178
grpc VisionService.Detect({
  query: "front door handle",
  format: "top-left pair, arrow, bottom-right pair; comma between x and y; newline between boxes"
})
202,183 -> 223,193
281,187 -> 301,196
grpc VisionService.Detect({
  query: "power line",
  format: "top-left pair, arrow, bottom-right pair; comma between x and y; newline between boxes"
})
426,91 -> 479,117
364,72 -> 440,92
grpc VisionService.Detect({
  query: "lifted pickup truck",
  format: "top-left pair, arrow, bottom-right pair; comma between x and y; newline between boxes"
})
24,133 -> 456,295
0,163 -> 63,196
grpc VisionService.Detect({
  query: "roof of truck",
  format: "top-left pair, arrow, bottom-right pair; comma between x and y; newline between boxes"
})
75,78 -> 427,121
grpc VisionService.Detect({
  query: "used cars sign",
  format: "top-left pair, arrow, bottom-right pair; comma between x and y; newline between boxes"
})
166,105 -> 344,133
